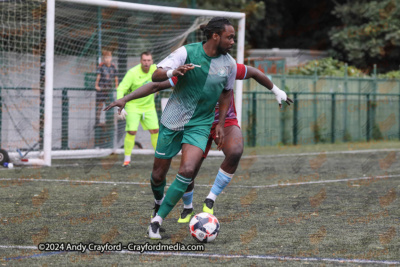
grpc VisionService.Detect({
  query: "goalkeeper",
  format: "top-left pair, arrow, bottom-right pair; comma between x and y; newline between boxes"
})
117,51 -> 159,167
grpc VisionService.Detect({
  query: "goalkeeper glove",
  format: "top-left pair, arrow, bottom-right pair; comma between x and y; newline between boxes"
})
118,108 -> 128,120
271,84 -> 287,106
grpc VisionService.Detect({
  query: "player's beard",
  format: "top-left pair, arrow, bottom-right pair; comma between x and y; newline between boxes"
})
217,46 -> 228,55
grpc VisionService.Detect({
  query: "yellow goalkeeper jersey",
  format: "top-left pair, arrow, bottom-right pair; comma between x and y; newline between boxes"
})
117,64 -> 157,112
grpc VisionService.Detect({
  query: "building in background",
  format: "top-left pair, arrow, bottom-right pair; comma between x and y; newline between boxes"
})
247,48 -> 328,74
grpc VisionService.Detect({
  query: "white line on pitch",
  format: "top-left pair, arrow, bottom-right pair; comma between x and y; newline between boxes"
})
0,174 -> 398,188
0,245 -> 399,265
0,245 -> 37,250
0,161 -> 152,171
242,148 -> 400,158
117,250 -> 400,265
1,149 -> 397,171
227,174 -> 400,188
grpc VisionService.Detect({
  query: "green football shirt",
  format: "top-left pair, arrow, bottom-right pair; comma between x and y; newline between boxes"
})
157,42 -> 237,131
117,64 -> 157,112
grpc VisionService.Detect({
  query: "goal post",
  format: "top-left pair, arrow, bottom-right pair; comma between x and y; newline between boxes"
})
236,16 -> 246,127
44,0 -> 56,166
1,0 -> 245,166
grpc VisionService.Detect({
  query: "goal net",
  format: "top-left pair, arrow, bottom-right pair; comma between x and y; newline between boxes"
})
0,0 -> 245,165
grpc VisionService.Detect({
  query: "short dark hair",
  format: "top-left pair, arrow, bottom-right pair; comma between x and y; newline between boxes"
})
140,51 -> 152,59
200,17 -> 232,40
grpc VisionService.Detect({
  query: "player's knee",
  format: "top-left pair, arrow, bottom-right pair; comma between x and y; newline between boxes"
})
227,145 -> 243,163
178,165 -> 196,179
127,131 -> 136,135
149,129 -> 159,134
151,172 -> 165,185
234,145 -> 244,158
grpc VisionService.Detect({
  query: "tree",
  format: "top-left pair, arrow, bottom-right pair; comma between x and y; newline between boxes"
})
196,0 -> 342,51
195,0 -> 266,49
329,0 -> 400,71
253,0 -> 342,50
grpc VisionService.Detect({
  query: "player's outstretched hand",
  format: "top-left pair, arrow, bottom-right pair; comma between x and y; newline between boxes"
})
215,123 -> 225,151
173,64 -> 195,76
271,85 -> 294,108
103,98 -> 126,115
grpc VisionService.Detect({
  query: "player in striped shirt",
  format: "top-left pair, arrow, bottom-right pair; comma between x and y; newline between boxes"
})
150,17 -> 236,239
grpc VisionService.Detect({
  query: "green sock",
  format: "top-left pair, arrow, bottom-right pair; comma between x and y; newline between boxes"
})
150,132 -> 159,149
158,174 -> 191,218
151,175 -> 166,201
124,133 -> 135,156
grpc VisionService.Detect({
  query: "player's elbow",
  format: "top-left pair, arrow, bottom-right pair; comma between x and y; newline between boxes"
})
151,72 -> 157,82
152,71 -> 161,82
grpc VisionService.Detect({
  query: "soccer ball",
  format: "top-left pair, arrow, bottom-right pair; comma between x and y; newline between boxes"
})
189,212 -> 220,243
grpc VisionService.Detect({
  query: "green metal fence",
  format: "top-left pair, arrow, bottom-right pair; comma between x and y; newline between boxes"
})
242,74 -> 400,147
241,91 -> 400,147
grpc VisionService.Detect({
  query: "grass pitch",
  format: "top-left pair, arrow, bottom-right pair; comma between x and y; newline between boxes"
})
0,141 -> 399,266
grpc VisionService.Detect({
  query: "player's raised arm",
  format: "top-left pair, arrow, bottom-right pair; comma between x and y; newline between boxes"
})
152,46 -> 196,82
244,65 -> 294,108
104,80 -> 172,113
152,65 -> 195,82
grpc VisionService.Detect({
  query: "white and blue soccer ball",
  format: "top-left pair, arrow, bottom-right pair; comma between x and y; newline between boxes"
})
189,212 -> 220,243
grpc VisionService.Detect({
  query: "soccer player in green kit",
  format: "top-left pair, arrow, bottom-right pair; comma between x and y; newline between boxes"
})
105,17 -> 279,239
106,63 -> 292,224
117,52 -> 159,167
148,17 -> 238,239
106,18 -> 292,239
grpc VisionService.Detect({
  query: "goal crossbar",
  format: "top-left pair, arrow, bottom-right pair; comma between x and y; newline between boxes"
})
58,0 -> 245,19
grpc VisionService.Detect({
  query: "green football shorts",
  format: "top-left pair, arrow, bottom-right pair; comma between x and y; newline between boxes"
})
125,109 -> 159,132
154,123 -> 210,159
